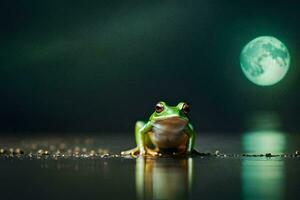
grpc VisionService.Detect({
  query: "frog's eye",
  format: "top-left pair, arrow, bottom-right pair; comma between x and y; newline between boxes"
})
182,103 -> 190,114
155,102 -> 164,113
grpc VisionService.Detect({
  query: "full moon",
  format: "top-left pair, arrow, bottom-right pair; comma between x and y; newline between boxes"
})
240,36 -> 290,86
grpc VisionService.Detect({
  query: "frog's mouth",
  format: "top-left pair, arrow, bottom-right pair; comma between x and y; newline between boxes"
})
152,116 -> 188,132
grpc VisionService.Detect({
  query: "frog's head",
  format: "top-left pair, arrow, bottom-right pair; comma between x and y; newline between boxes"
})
149,101 -> 190,124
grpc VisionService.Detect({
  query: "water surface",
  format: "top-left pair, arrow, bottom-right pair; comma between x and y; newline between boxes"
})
0,132 -> 299,200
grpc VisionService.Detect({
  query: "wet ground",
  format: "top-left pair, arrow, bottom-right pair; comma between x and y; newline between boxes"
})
0,132 -> 299,200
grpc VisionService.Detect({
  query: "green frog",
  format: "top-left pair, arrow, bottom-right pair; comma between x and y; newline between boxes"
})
121,101 -> 196,156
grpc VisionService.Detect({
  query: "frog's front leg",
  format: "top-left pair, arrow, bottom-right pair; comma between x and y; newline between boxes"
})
185,123 -> 196,154
121,121 -> 153,156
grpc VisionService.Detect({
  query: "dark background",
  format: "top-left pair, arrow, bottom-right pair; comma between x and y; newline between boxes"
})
1,0 -> 299,133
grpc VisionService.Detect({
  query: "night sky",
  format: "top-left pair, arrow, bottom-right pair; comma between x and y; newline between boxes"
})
1,1 -> 300,133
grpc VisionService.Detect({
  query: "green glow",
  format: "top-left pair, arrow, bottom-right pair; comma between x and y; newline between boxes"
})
240,36 -> 290,86
242,131 -> 286,200
242,131 -> 286,154
242,159 -> 285,200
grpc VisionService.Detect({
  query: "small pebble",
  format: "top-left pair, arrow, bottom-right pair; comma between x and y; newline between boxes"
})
89,150 -> 96,156
54,150 -> 61,155
9,148 -> 14,154
0,149 -> 7,154
15,148 -> 24,155
37,149 -> 44,155
101,153 -> 110,158
266,153 -> 272,157
295,150 -> 299,156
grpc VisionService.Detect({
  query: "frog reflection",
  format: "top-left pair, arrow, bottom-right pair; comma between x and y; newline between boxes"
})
135,157 -> 193,200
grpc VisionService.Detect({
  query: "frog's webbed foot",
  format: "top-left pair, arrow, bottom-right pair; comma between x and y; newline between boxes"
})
121,147 -> 159,157
145,147 -> 159,157
121,147 -> 141,156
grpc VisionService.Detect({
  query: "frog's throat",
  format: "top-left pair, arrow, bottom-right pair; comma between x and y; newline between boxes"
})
151,116 -> 188,132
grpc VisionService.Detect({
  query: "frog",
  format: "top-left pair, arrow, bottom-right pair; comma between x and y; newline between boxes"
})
121,101 -> 196,156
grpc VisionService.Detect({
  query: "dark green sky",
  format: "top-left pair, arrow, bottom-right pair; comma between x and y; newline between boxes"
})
1,0 -> 299,133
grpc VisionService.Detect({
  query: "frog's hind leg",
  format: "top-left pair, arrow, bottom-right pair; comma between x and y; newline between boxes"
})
121,121 -> 146,156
